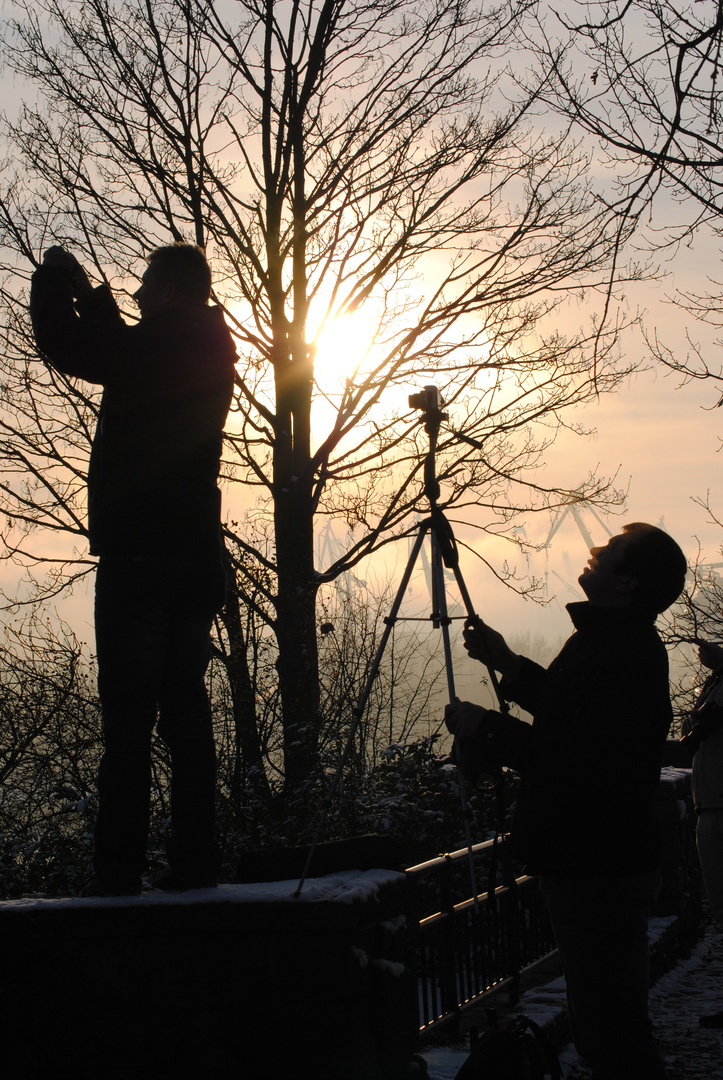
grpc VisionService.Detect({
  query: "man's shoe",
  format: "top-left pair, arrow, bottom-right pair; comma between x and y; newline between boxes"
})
79,876 -> 142,898
700,1009 -> 723,1028
150,865 -> 218,892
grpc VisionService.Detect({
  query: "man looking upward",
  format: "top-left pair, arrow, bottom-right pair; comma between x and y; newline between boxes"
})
30,243 -> 237,895
446,523 -> 687,1080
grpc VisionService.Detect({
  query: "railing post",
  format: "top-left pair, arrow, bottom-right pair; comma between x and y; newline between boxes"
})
439,854 -> 460,1027
408,840 -> 558,1035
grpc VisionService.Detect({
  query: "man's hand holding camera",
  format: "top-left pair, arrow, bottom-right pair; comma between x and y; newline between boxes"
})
43,245 -> 94,301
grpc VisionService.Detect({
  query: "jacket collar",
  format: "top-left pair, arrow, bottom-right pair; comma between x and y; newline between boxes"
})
566,600 -> 657,633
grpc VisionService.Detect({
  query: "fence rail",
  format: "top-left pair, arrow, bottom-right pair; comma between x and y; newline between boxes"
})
406,836 -> 557,1032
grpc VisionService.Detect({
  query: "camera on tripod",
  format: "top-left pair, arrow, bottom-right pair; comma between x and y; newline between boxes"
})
409,385 -> 448,437
409,384 -> 444,415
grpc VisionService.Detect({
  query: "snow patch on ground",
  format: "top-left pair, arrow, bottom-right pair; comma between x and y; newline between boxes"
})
420,917 -> 723,1080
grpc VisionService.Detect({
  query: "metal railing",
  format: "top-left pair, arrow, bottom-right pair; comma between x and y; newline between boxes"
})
406,835 -> 557,1032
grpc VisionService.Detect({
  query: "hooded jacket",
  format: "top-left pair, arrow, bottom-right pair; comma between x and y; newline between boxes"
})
30,265 -> 237,558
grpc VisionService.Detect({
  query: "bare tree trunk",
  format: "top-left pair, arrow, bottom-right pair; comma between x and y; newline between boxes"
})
272,341 -> 321,789
267,91 -> 323,789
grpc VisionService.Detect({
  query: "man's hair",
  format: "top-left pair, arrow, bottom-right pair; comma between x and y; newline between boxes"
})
618,522 -> 687,615
146,243 -> 212,303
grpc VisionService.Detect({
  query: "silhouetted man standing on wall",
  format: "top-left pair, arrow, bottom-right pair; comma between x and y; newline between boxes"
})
446,523 -> 687,1080
30,243 -> 237,895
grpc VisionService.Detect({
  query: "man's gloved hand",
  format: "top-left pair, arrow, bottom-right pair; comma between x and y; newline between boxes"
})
462,617 -> 522,681
445,699 -> 509,780
445,699 -> 489,740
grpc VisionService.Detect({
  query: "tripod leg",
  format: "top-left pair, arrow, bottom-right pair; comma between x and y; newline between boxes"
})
294,522 -> 430,898
429,528 -> 480,906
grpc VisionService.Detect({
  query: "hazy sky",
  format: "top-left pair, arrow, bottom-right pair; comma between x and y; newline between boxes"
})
383,241 -> 723,656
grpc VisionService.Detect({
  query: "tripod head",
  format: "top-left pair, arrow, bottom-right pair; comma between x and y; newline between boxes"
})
409,384 -> 448,506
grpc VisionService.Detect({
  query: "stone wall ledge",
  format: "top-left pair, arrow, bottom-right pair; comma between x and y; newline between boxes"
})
0,869 -> 418,1080
1,869 -> 403,933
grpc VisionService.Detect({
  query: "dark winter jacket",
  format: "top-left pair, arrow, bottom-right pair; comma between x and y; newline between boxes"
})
467,602 -> 673,877
30,266 -> 237,558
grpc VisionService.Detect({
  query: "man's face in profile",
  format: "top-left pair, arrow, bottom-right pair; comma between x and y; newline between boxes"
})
132,262 -> 174,319
578,532 -> 636,606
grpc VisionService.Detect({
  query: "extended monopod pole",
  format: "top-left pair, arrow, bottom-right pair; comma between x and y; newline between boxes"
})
294,386 -> 508,899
